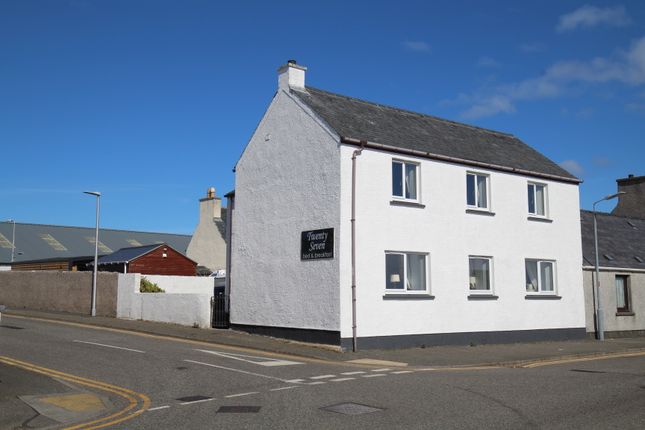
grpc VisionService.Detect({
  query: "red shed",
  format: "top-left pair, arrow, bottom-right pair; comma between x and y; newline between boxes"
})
94,243 -> 197,276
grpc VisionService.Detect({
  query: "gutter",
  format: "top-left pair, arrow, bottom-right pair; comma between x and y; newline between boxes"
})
582,265 -> 645,274
340,137 -> 582,185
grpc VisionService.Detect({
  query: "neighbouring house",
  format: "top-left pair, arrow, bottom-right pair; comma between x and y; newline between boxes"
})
93,243 -> 197,276
186,187 -> 227,274
581,174 -> 645,337
0,222 -> 191,271
228,61 -> 586,350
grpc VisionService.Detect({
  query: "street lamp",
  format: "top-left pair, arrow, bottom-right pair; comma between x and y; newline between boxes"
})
5,219 -> 16,263
592,191 -> 626,341
83,191 -> 101,317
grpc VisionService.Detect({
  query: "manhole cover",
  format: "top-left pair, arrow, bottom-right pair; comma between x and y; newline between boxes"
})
0,325 -> 24,330
570,369 -> 606,374
217,406 -> 261,413
321,402 -> 383,416
176,395 -> 212,403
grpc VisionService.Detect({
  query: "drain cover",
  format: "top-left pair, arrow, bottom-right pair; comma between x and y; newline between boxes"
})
217,406 -> 261,413
176,395 -> 212,403
321,402 -> 383,416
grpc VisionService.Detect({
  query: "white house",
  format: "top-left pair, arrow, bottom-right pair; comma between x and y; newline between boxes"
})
228,61 -> 586,350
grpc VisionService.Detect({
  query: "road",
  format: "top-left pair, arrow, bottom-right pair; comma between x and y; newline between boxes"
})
1,316 -> 645,429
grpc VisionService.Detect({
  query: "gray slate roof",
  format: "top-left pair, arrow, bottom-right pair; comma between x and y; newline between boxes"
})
96,244 -> 162,265
580,210 -> 645,269
292,87 -> 578,182
0,222 -> 191,264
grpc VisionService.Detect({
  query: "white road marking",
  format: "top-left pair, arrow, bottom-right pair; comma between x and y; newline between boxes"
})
371,368 -> 391,372
309,374 -> 336,380
225,392 -> 259,398
270,386 -> 298,392
330,378 -> 355,382
195,349 -> 302,367
180,398 -> 216,405
391,370 -> 414,374
148,406 -> 170,411
73,340 -> 145,354
307,381 -> 327,385
341,371 -> 365,375
362,374 -> 387,378
184,359 -> 295,383
285,379 -> 305,383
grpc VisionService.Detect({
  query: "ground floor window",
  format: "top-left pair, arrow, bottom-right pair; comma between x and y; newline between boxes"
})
385,252 -> 427,292
525,259 -> 556,293
469,256 -> 492,292
616,275 -> 630,313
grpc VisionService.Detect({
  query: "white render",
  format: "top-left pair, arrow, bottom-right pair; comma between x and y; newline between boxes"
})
143,274 -> 214,294
117,273 -> 212,328
230,62 -> 586,345
186,191 -> 227,271
230,85 -> 341,332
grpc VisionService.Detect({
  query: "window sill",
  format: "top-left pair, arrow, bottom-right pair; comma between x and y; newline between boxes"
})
525,294 -> 561,300
467,294 -> 498,300
390,200 -> 425,208
616,311 -> 635,316
466,208 -> 495,216
383,293 -> 435,300
527,216 -> 553,223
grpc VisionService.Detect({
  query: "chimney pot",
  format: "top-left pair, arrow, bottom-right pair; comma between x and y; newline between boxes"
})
207,187 -> 216,199
629,174 -> 634,178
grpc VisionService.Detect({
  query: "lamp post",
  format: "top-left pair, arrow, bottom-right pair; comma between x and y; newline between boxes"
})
83,191 -> 101,317
592,191 -> 626,341
6,219 -> 16,263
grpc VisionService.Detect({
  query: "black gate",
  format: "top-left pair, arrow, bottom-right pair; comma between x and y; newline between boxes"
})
212,287 -> 229,329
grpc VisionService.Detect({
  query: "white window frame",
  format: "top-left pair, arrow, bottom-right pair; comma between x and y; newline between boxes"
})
527,182 -> 548,218
525,259 -> 557,294
384,251 -> 430,294
466,172 -> 490,211
392,159 -> 420,202
468,256 -> 493,294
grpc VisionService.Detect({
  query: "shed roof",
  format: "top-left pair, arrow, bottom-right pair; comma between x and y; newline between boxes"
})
292,87 -> 578,183
580,210 -> 645,270
96,244 -> 162,265
0,222 -> 191,264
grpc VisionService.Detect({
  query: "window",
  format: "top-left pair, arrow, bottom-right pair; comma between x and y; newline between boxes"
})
466,173 -> 489,209
525,260 -> 555,293
469,256 -> 492,292
616,275 -> 630,313
392,160 -> 418,201
528,183 -> 547,216
385,252 -> 427,292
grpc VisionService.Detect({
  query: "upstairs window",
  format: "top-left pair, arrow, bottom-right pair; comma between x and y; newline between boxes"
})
392,160 -> 418,201
528,183 -> 547,217
466,173 -> 489,209
525,259 -> 555,293
385,252 -> 427,292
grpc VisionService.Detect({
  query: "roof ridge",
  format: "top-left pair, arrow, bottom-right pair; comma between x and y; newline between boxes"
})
302,86 -> 517,139
0,221 -> 190,237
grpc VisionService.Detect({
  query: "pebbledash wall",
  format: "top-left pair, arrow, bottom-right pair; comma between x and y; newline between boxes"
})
338,145 -> 585,348
230,63 -> 586,349
230,85 -> 341,342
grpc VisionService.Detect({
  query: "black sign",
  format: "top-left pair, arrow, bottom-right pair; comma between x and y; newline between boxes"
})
301,228 -> 334,260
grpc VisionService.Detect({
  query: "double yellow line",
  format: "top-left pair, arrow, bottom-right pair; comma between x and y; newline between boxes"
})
0,356 -> 150,430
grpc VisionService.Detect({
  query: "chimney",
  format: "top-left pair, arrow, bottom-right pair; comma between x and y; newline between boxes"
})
611,174 -> 645,219
199,187 -> 222,221
278,59 -> 306,91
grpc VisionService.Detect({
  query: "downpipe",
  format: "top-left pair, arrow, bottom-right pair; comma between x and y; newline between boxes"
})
350,142 -> 366,352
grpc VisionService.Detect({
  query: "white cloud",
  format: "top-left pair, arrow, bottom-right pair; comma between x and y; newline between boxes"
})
402,41 -> 431,53
477,56 -> 501,68
454,36 -> 645,118
559,160 -> 585,177
556,5 -> 631,32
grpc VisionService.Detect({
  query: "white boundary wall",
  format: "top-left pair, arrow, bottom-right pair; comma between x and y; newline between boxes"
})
117,273 -> 212,328
143,275 -> 214,294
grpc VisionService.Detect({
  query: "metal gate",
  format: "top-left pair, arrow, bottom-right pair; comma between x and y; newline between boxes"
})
211,288 -> 229,329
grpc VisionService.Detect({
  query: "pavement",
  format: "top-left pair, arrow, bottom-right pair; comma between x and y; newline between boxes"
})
5,308 -> 645,368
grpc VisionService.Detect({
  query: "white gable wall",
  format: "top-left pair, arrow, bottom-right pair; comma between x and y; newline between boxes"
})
339,145 -> 585,340
230,90 -> 341,331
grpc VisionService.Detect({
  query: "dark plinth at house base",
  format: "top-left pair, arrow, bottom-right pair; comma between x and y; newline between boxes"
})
231,324 -> 587,351
341,327 -> 587,351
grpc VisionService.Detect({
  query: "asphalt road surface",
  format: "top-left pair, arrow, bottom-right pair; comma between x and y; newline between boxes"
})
1,316 -> 644,429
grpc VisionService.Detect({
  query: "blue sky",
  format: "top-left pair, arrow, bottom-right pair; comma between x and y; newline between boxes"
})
1,1 -> 644,233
